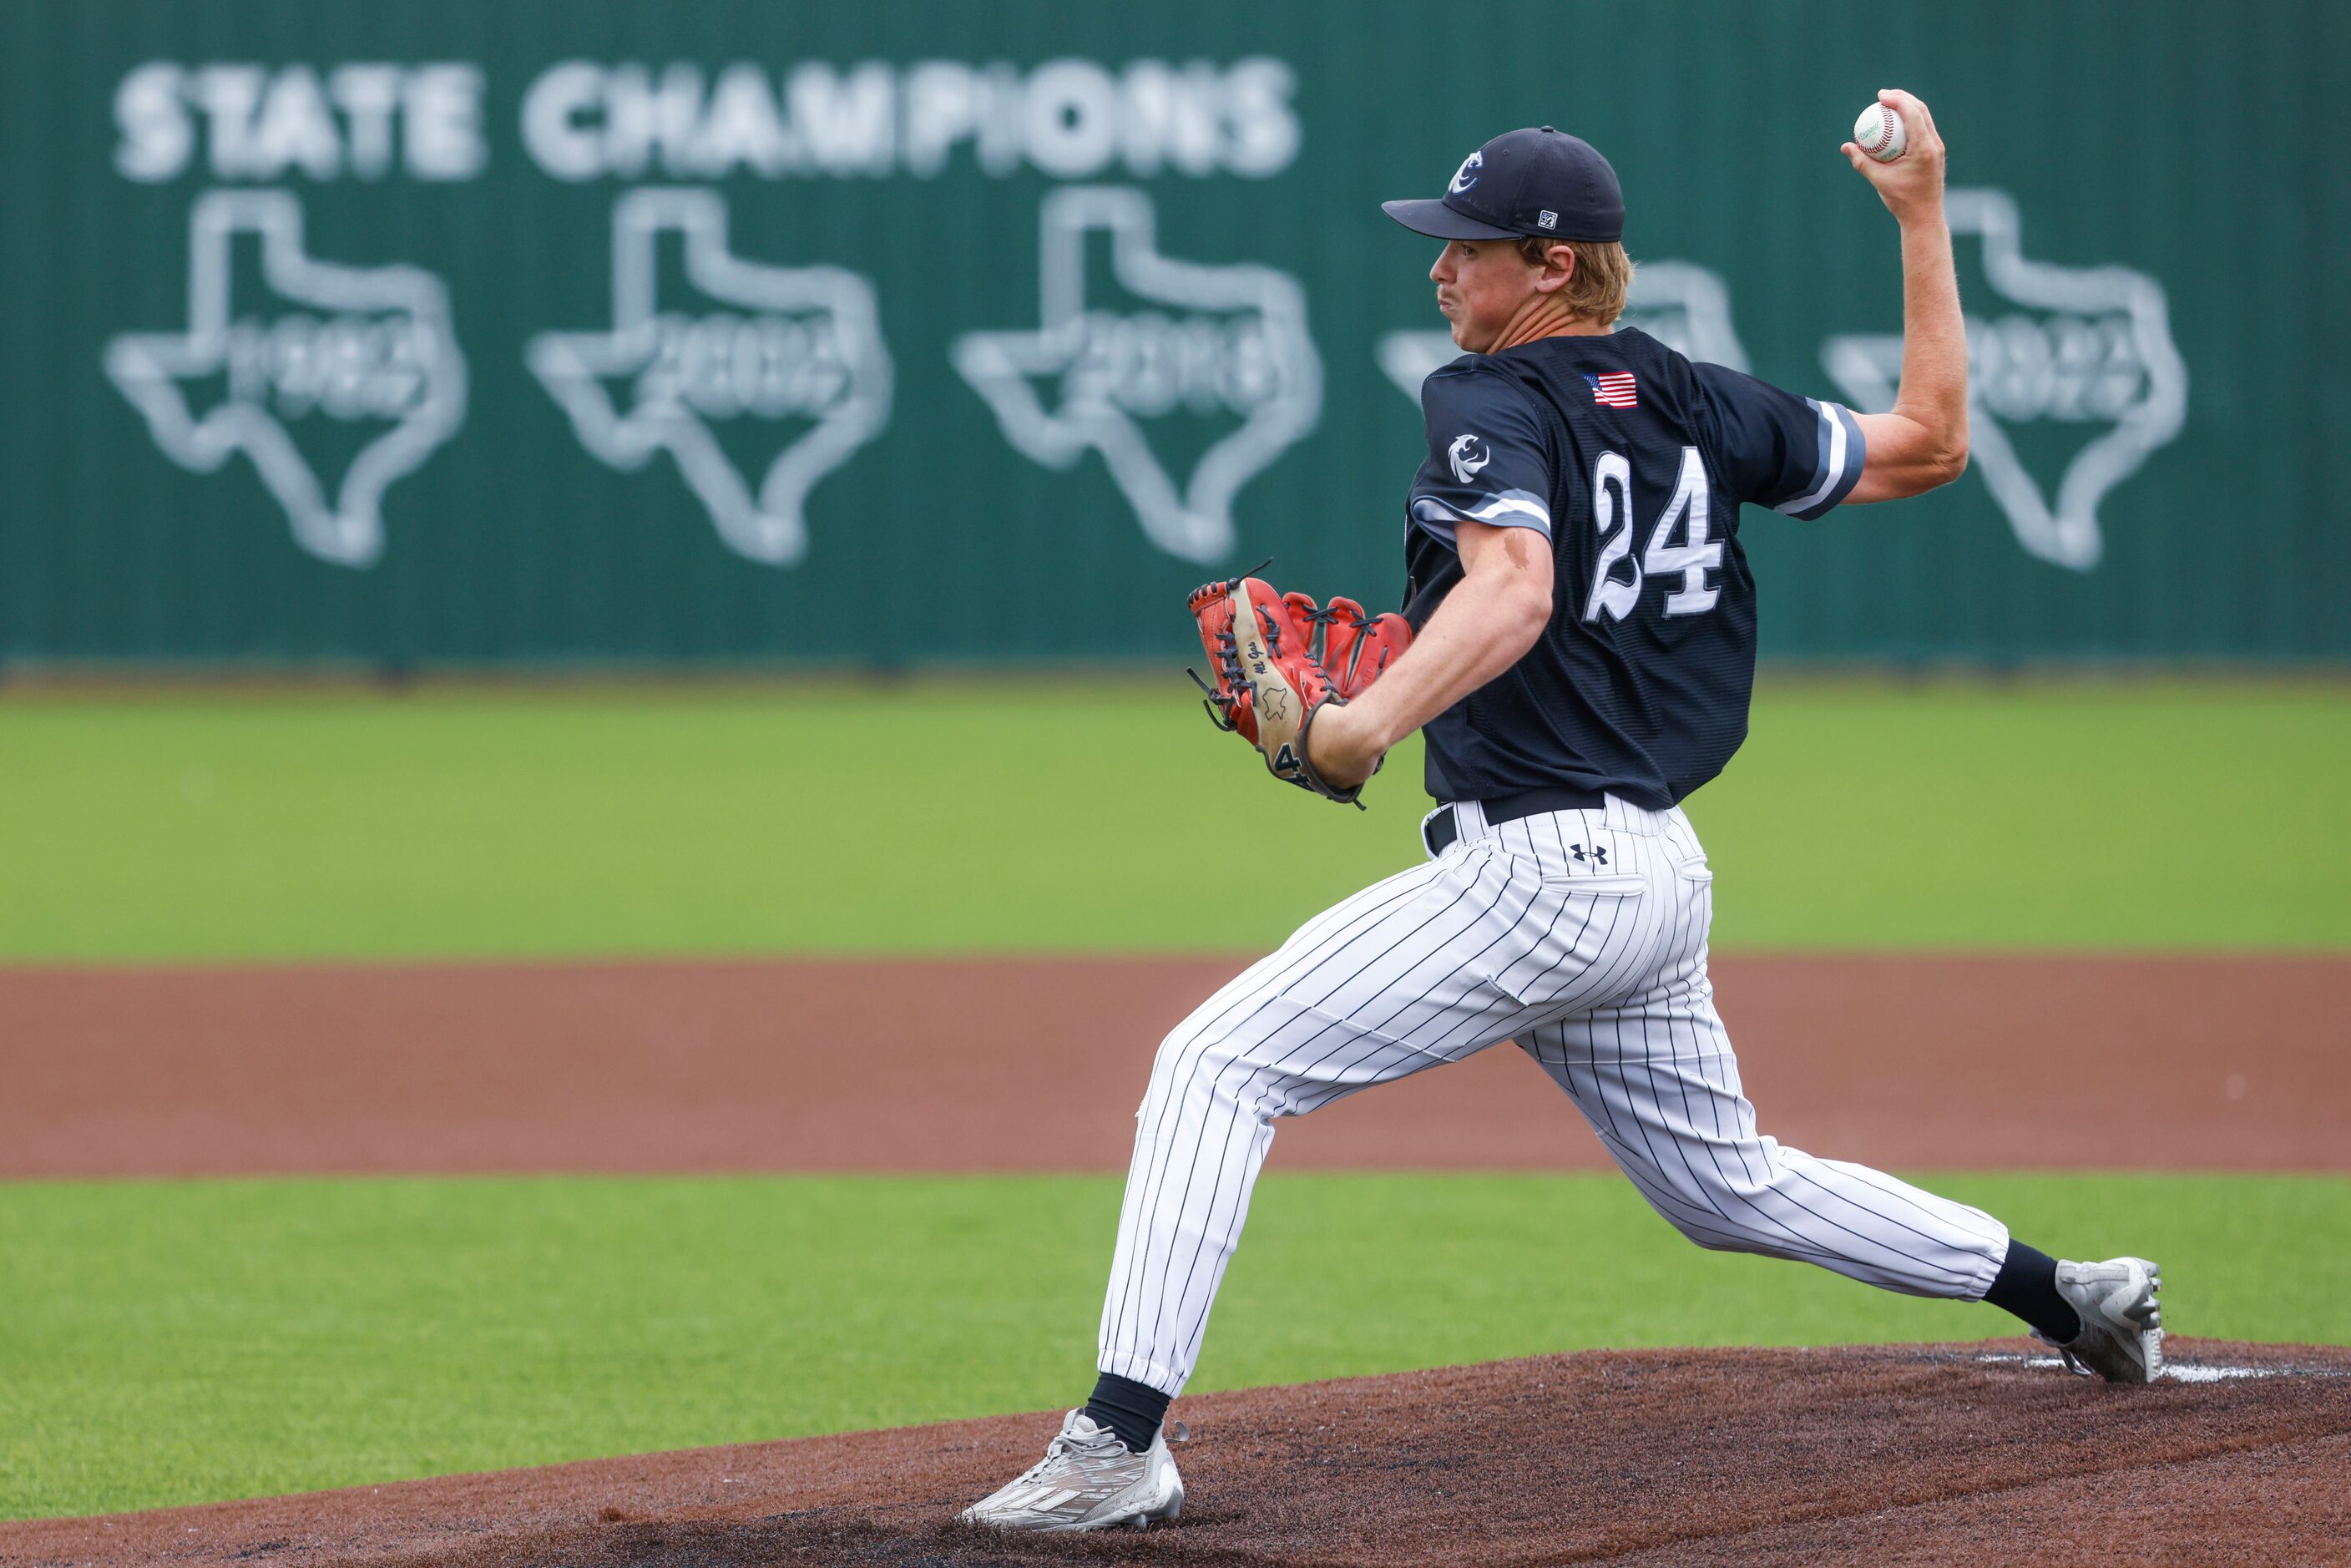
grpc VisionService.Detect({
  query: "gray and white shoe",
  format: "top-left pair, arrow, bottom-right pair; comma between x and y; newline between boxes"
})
2038,1256 -> 2163,1383
959,1409 -> 1184,1533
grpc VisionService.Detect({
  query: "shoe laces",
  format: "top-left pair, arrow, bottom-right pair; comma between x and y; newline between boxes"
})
1000,1414 -> 1133,1493
1049,1422 -> 1122,1462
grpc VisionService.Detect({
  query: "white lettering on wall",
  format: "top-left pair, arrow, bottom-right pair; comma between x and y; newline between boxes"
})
518,58 -> 1300,182
118,57 -> 1298,185
114,62 -> 488,183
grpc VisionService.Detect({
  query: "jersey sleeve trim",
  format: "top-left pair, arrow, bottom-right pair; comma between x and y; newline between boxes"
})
1408,489 -> 1554,547
1773,399 -> 1867,519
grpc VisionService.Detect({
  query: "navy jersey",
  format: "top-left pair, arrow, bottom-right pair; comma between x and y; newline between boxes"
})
1403,327 -> 1864,808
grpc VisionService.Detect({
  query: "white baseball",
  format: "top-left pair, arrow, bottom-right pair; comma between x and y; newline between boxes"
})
1853,101 -> 1906,162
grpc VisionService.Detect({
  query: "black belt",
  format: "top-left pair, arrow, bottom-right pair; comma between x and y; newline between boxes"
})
1423,786 -> 1610,857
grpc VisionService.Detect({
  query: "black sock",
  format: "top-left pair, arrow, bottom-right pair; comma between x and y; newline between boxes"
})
1984,1241 -> 2081,1343
1083,1372 -> 1170,1454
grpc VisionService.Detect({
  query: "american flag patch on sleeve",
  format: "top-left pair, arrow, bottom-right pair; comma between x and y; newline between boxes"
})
1583,371 -> 1638,408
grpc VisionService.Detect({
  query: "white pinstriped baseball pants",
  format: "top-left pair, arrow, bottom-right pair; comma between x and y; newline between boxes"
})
1099,795 -> 2010,1397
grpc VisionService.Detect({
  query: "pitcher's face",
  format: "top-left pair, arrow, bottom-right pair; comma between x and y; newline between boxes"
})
1428,238 -> 1540,353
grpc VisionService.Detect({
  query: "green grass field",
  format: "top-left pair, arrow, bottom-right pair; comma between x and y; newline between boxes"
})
4,680 -> 2344,1522
5,1171 -> 2347,1520
0,680 -> 2343,960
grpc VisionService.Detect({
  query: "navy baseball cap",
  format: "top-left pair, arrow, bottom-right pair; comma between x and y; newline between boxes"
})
1383,126 -> 1625,244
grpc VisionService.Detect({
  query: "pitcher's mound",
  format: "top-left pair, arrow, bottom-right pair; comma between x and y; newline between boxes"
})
17,1339 -> 2351,1567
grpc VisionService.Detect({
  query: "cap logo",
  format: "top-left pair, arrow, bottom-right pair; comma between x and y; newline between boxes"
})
1449,150 -> 1483,195
1537,210 -> 1559,230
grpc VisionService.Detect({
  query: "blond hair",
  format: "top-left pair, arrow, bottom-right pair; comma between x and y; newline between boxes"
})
1517,236 -> 1635,327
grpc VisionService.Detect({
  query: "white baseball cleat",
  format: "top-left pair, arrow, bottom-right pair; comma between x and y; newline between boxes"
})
959,1409 -> 1184,1533
2039,1257 -> 2163,1383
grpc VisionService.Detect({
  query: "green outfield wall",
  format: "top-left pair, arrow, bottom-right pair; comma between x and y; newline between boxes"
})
2,0 -> 2342,665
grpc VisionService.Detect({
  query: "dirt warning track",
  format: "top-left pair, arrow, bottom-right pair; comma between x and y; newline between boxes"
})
3,954 -> 2343,1177
7,1339 -> 2348,1566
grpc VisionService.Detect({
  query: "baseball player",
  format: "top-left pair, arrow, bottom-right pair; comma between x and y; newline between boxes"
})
963,92 -> 2161,1535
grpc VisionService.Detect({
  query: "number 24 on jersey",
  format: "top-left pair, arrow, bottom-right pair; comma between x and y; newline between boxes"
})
1582,446 -> 1722,623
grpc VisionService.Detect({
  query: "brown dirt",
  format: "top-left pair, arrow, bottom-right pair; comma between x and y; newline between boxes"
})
2,955 -> 2344,1178
6,1338 -> 2348,1567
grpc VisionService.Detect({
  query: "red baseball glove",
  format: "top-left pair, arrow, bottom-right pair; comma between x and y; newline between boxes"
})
1188,572 -> 1413,806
